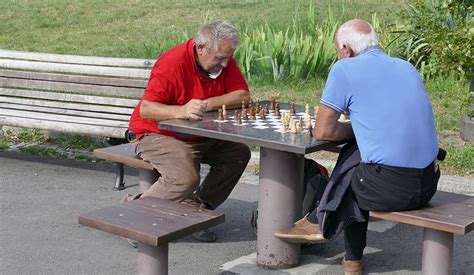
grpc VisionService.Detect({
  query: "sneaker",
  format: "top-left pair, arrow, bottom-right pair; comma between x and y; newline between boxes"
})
342,257 -> 363,275
192,229 -> 217,242
274,216 -> 328,243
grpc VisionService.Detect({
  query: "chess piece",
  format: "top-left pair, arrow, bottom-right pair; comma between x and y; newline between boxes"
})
237,113 -> 242,124
305,103 -> 310,115
234,110 -> 239,123
274,108 -> 280,118
242,108 -> 248,120
260,109 -> 266,120
218,108 -> 224,121
291,103 -> 296,116
290,120 -> 297,134
242,99 -> 246,110
270,97 -> 276,110
297,118 -> 303,132
222,105 -> 227,116
307,120 -> 313,137
280,122 -> 286,133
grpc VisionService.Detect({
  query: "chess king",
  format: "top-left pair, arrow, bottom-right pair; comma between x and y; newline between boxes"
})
126,20 -> 251,243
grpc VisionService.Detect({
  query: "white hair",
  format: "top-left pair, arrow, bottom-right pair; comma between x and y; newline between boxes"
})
194,20 -> 240,50
336,20 -> 379,54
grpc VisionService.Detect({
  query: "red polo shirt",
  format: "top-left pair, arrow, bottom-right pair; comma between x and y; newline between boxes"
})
129,39 -> 249,141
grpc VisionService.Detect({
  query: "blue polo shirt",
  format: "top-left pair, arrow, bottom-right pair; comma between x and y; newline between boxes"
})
321,47 -> 438,168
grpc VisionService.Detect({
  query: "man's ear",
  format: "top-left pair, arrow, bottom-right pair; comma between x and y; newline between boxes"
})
196,44 -> 205,55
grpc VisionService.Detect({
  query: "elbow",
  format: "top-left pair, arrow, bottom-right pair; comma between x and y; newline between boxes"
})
315,128 -> 334,141
139,101 -> 153,120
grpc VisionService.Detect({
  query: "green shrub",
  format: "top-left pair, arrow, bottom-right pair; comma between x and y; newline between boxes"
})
396,0 -> 472,78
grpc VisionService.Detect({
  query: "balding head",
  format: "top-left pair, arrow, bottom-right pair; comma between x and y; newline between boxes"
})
335,19 -> 379,55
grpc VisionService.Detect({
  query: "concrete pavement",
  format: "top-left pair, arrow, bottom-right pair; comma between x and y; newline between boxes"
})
1,150 -> 473,274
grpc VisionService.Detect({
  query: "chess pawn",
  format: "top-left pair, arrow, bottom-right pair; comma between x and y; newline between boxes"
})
270,97 -> 276,110
280,122 -> 286,133
222,105 -> 227,116
260,109 -> 266,120
290,120 -> 298,134
218,108 -> 224,121
305,103 -> 310,115
274,108 -> 280,118
291,103 -> 296,116
242,108 -> 248,120
237,113 -> 242,124
297,120 -> 303,132
307,120 -> 313,137
234,110 -> 239,123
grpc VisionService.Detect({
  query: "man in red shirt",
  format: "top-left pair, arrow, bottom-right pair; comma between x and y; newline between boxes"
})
126,20 -> 251,242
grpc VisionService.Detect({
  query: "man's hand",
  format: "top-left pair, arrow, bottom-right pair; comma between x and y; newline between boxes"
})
181,99 -> 208,121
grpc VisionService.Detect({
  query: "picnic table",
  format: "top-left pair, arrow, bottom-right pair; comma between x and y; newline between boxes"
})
159,101 -> 343,268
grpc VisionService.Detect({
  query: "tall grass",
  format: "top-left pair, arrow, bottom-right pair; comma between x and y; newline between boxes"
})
235,7 -> 338,82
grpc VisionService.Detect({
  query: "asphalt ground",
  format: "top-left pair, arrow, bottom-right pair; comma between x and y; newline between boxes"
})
1,150 -> 472,274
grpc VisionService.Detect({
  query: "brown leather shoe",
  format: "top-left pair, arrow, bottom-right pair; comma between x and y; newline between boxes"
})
274,217 -> 328,243
342,257 -> 363,275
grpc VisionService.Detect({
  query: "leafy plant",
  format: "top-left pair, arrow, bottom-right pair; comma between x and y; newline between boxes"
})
395,0 -> 473,78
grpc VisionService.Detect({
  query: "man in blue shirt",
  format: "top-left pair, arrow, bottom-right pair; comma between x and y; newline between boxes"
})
275,19 -> 440,274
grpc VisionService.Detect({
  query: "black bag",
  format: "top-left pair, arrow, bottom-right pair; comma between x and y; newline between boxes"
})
250,158 -> 329,234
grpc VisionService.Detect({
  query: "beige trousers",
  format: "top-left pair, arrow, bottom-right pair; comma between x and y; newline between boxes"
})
132,133 -> 251,209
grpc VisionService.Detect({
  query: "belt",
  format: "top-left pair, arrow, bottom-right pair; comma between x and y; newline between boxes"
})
125,130 -> 136,142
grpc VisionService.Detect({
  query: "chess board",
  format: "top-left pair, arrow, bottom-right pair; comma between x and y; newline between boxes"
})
213,108 -> 315,134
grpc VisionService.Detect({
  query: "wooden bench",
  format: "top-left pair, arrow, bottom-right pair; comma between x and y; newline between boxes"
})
93,143 -> 158,192
79,196 -> 224,275
370,191 -> 473,275
0,49 -> 155,189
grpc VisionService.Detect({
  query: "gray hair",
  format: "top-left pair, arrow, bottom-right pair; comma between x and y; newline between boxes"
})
336,19 -> 379,54
194,20 -> 240,50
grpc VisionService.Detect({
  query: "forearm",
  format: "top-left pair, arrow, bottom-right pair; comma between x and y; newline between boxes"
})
205,90 -> 250,111
316,122 -> 354,141
315,104 -> 354,141
140,100 -> 185,122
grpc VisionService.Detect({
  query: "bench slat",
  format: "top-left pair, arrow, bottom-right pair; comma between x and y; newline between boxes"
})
0,88 -> 138,107
0,102 -> 131,121
78,197 -> 224,246
0,49 -> 156,68
0,59 -> 151,78
0,116 -> 126,138
0,69 -> 148,88
93,144 -> 153,170
0,97 -> 133,115
1,77 -> 144,98
0,108 -> 129,128
371,191 -> 474,235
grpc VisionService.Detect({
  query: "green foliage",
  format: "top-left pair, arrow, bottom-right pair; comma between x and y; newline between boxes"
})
425,76 -> 470,130
0,128 -> 47,143
19,145 -> 66,158
441,143 -> 474,175
51,134 -> 104,151
235,8 -> 338,83
396,0 -> 473,78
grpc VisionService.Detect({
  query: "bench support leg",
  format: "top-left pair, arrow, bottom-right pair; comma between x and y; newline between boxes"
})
137,242 -> 168,275
139,168 -> 158,193
114,163 -> 125,190
422,228 -> 453,275
257,148 -> 304,269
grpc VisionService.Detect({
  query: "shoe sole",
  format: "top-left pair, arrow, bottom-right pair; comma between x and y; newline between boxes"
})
274,233 -> 329,243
